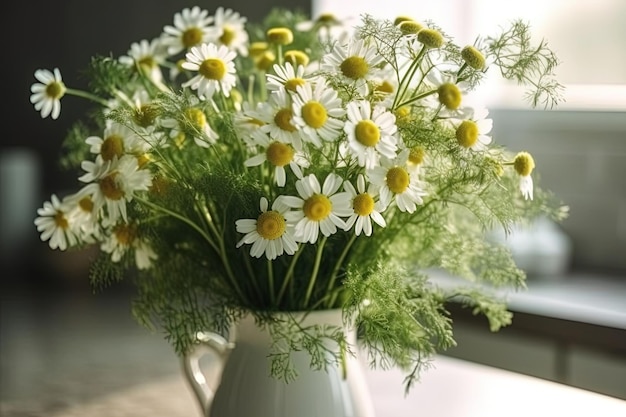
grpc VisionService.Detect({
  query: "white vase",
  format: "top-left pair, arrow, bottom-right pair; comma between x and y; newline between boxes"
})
182,309 -> 376,417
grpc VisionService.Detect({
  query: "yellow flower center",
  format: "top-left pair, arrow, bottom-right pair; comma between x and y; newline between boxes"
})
355,120 -> 380,147
46,81 -> 66,99
255,51 -> 276,71
386,167 -> 410,194
186,108 -> 207,129
78,196 -> 94,213
399,21 -> 423,35
100,172 -> 125,201
417,28 -> 444,48
249,42 -> 269,58
54,211 -> 69,229
514,152 -> 535,177
375,80 -> 395,94
353,193 -> 375,216
394,15 -> 413,26
456,120 -> 479,148
134,104 -> 159,128
284,78 -> 306,93
409,146 -> 426,165
138,56 -> 156,70
256,210 -> 286,240
136,153 -> 151,168
284,50 -> 310,67
199,58 -> 226,81
340,56 -> 369,80
395,106 -> 412,124
437,83 -> 462,110
266,142 -> 294,167
113,223 -> 137,245
219,25 -> 236,46
274,108 -> 297,132
461,46 -> 486,70
266,27 -> 294,45
101,134 -> 124,161
302,101 -> 328,128
303,194 -> 332,221
182,27 -> 203,49
317,13 -> 338,25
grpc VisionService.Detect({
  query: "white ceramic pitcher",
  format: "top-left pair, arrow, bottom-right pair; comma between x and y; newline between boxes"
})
181,309 -> 376,417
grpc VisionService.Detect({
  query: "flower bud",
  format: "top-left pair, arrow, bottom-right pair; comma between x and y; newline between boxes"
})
514,152 -> 535,177
399,21 -> 424,36
266,27 -> 294,45
461,45 -> 486,70
284,50 -> 310,67
417,28 -> 444,49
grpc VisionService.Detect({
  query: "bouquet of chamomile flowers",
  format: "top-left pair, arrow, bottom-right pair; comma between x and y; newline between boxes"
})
32,6 -> 566,389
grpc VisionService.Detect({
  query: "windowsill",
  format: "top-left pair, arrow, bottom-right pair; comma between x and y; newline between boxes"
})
478,82 -> 626,112
427,268 -> 626,330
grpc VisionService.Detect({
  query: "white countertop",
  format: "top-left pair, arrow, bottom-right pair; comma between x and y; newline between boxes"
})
3,355 -> 623,417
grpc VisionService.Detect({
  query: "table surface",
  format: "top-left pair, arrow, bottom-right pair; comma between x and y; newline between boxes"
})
3,355 -> 625,417
2,288 -> 625,417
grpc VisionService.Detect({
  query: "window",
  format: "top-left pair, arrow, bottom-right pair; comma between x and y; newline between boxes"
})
312,0 -> 626,110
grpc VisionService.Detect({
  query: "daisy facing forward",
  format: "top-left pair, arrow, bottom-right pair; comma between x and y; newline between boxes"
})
236,197 -> 298,260
367,150 -> 427,213
291,80 -> 346,147
343,100 -> 399,169
161,6 -> 216,56
454,107 -> 493,152
182,43 -> 237,99
34,194 -> 79,251
344,174 -> 387,236
281,173 -> 353,244
30,68 -> 66,120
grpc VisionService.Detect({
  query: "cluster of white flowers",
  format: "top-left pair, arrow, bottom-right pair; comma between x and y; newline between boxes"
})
32,6 -> 537,267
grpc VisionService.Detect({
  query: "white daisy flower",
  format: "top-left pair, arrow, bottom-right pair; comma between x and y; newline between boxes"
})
256,89 -> 304,150
367,150 -> 427,213
29,68 -> 66,120
454,106 -> 493,151
161,6 -> 217,56
119,38 -> 167,84
182,43 -> 237,99
78,155 -> 153,224
64,190 -> 102,242
85,122 -> 149,162
424,68 -> 472,119
34,194 -> 80,250
266,62 -> 311,93
321,37 -> 385,96
292,80 -> 345,147
236,197 -> 298,260
211,7 -> 249,57
513,151 -> 535,200
100,222 -> 157,269
233,101 -> 267,147
280,173 -> 353,244
244,132 -> 308,187
343,100 -> 399,169
344,174 -> 387,236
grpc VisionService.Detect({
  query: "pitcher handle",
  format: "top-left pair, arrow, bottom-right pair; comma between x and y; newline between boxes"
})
181,331 -> 233,417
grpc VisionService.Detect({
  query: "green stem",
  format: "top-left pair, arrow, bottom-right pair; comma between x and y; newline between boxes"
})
303,236 -> 327,308
325,234 -> 357,307
267,258 -> 276,307
135,196 -> 219,253
65,88 -> 110,107
276,247 -> 304,306
393,45 -> 427,109
395,89 -> 437,109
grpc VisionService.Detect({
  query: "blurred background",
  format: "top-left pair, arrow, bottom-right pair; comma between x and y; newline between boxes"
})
1,0 -> 625,413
